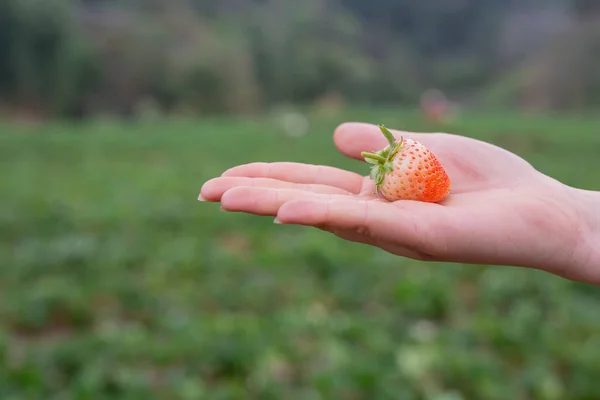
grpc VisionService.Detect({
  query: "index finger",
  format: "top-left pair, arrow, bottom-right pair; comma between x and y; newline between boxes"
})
222,162 -> 365,194
333,122 -> 440,161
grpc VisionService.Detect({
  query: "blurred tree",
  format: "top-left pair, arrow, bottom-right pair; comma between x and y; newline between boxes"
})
0,0 -> 598,117
0,0 -> 99,118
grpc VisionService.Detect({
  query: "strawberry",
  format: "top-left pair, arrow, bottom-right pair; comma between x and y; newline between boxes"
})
361,125 -> 451,203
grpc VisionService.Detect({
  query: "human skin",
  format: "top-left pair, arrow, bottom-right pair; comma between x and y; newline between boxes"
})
199,122 -> 600,285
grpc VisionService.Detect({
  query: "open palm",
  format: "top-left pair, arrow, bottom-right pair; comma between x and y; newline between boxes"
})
200,122 -> 595,282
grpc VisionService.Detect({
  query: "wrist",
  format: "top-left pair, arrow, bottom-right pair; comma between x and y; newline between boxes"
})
570,186 -> 600,281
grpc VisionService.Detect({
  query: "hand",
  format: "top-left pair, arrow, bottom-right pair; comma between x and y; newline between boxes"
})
199,122 -> 599,284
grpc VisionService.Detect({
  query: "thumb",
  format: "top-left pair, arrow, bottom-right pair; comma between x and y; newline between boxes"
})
333,122 -> 437,161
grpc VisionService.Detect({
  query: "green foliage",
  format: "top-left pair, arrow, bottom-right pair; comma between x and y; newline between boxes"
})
482,21 -> 600,111
0,0 -> 99,116
1,108 -> 600,398
1,0 -> 598,118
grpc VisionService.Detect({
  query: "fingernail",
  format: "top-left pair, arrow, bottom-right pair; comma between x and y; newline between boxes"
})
274,217 -> 283,224
198,194 -> 206,201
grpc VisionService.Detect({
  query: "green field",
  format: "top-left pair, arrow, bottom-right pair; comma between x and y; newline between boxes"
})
1,108 -> 600,399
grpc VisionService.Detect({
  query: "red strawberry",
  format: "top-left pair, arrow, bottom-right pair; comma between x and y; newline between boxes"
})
361,125 -> 451,203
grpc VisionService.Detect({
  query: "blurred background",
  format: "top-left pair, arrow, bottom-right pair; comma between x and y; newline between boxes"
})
1,0 -> 600,399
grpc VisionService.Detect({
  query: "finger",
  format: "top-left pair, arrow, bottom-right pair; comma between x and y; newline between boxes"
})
333,122 -> 440,161
199,176 -> 351,202
276,197 -> 448,257
222,162 -> 364,194
220,186 -> 347,216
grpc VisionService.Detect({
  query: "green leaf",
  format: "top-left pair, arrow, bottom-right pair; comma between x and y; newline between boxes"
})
370,166 -> 379,181
378,124 -> 397,147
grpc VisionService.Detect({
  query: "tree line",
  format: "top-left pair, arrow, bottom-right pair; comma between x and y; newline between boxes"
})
0,0 -> 598,119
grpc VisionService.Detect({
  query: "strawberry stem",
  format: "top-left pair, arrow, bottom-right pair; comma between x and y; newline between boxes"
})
361,151 -> 387,164
378,124 -> 397,147
363,124 -> 405,192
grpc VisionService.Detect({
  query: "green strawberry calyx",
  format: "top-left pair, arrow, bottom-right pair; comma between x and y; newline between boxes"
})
361,124 -> 404,188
